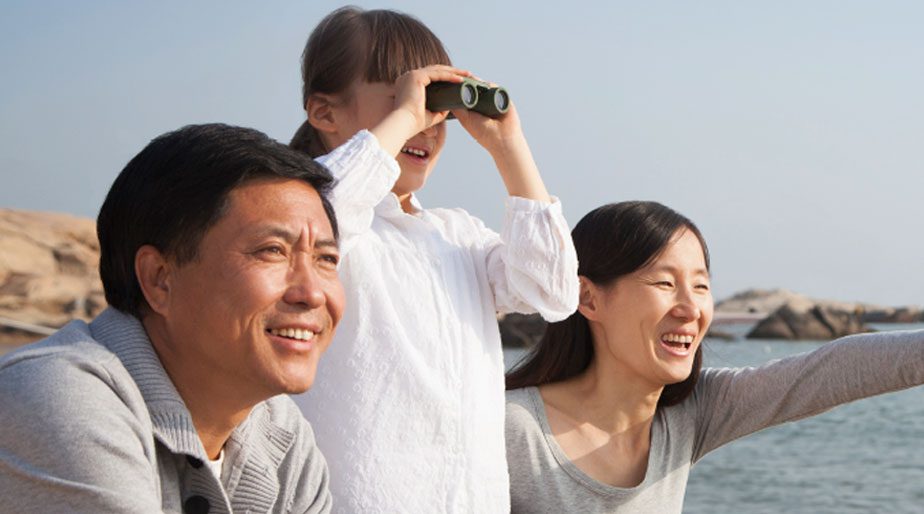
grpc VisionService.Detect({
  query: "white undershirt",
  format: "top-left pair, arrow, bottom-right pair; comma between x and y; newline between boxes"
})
206,449 -> 224,480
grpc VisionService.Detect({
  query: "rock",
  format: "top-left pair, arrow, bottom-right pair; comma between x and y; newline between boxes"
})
705,328 -> 738,341
860,306 -> 924,323
746,304 -> 870,340
499,313 -> 547,348
715,288 -> 815,316
0,208 -> 104,346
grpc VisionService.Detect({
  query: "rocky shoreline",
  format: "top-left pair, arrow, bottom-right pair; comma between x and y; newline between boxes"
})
2,208 -> 921,349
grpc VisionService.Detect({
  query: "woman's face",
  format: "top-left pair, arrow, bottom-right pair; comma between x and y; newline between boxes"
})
588,229 -> 713,388
325,80 -> 446,198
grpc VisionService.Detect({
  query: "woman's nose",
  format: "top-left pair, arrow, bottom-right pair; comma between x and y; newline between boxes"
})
671,293 -> 702,321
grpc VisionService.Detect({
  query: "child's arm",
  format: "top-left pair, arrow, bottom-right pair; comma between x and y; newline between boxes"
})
316,66 -> 469,254
453,100 -> 550,203
454,99 -> 579,321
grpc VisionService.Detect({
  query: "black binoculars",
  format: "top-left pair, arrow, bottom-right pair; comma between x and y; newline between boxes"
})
425,78 -> 510,118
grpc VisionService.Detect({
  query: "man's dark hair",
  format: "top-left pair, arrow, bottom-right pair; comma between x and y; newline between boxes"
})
97,123 -> 338,318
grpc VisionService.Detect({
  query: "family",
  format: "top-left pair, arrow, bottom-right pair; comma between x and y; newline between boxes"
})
1,7 -> 922,514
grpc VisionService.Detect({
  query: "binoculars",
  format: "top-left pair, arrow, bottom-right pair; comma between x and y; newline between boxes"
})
425,78 -> 510,118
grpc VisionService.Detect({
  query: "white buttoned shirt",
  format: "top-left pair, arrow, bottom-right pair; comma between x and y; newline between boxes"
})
293,131 -> 579,513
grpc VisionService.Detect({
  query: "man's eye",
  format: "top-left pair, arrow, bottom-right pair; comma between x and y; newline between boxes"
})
320,254 -> 340,267
695,283 -> 711,291
261,246 -> 285,256
655,281 -> 674,288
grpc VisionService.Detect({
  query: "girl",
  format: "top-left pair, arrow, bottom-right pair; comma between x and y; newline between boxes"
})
290,7 -> 578,513
505,201 -> 924,513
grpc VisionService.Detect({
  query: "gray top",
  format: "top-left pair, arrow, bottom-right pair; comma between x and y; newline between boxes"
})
0,308 -> 331,514
505,330 -> 924,513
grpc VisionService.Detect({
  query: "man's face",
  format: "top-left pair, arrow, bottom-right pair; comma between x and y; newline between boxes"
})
161,178 -> 344,399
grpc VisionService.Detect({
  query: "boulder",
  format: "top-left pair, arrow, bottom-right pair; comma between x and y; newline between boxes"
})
747,304 -> 870,340
0,209 -> 104,346
499,313 -> 547,348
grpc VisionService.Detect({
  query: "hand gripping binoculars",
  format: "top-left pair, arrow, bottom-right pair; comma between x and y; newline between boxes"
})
425,78 -> 510,118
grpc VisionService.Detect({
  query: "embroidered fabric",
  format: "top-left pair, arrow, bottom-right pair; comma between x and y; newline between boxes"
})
293,130 -> 579,513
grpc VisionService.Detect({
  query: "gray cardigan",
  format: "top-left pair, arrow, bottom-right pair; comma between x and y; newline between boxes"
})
0,308 -> 331,513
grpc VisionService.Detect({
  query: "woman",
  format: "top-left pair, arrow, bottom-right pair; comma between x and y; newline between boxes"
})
505,201 -> 924,513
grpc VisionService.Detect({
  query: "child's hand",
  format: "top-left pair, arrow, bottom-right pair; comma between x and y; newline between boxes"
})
452,94 -> 526,156
372,65 -> 470,157
394,65 -> 469,132
453,84 -> 551,203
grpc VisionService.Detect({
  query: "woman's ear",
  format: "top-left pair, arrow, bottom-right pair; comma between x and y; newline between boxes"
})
306,93 -> 339,134
135,245 -> 172,316
576,276 -> 601,321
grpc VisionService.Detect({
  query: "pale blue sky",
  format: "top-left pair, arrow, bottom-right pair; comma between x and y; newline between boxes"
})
1,1 -> 922,306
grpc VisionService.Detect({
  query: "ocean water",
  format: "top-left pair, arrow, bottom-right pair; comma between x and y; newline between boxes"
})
504,323 -> 924,514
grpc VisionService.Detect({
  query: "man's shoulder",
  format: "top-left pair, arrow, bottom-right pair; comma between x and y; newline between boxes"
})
0,320 -> 122,384
0,318 -> 147,426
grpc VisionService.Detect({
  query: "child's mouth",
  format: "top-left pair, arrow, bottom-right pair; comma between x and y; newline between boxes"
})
401,145 -> 430,161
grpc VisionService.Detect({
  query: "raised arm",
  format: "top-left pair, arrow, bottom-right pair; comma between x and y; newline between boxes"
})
316,65 -> 470,254
453,98 -> 578,321
316,130 -> 400,254
688,329 -> 924,461
474,197 -> 579,322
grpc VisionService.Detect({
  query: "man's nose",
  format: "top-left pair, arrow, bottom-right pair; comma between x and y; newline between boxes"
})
283,256 -> 325,308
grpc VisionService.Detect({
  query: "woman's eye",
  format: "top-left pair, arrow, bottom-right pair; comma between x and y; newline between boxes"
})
695,283 -> 711,291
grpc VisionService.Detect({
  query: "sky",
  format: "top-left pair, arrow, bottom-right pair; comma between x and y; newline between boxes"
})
1,1 -> 922,306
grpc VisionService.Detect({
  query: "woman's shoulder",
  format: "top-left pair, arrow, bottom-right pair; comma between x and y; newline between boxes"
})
505,387 -> 543,430
505,387 -> 537,420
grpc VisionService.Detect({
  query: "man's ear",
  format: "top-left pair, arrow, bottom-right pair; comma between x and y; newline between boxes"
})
135,245 -> 172,316
576,276 -> 601,321
306,93 -> 339,134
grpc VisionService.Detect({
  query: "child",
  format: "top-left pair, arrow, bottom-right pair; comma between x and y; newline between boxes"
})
290,7 -> 578,513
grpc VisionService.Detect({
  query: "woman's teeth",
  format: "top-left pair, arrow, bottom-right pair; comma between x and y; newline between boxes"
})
662,333 -> 694,349
401,146 -> 427,157
269,328 -> 315,341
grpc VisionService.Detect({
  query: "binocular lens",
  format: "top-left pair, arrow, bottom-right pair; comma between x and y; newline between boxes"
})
493,90 -> 509,111
461,83 -> 477,106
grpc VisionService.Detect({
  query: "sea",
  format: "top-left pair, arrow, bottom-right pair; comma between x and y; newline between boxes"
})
503,323 -> 924,514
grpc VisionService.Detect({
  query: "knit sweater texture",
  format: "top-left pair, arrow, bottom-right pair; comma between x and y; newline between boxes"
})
0,308 -> 331,513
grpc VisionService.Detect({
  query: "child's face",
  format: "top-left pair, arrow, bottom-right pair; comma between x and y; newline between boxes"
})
333,80 -> 446,198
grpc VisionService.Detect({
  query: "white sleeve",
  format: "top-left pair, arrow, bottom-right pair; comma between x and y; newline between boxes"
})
316,130 -> 400,255
483,196 -> 579,322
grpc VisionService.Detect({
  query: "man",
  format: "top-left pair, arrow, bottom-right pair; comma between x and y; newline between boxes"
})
0,124 -> 344,513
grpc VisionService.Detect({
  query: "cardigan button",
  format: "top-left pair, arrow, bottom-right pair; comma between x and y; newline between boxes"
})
186,455 -> 204,469
184,495 -> 210,514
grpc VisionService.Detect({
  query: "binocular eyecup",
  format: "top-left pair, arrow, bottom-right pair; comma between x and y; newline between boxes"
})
425,78 -> 510,118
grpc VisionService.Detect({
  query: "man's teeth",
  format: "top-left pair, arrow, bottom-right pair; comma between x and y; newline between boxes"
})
662,334 -> 694,345
401,147 -> 427,157
269,328 -> 316,341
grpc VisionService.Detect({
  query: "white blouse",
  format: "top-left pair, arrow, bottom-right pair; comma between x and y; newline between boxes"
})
293,130 -> 579,513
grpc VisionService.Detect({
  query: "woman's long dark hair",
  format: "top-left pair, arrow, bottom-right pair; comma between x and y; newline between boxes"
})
291,7 -> 451,157
505,201 -> 710,407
